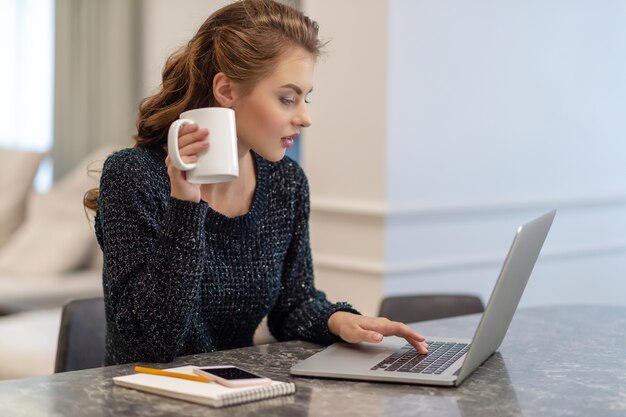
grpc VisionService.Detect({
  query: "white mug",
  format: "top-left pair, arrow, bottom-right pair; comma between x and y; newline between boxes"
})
167,107 -> 239,184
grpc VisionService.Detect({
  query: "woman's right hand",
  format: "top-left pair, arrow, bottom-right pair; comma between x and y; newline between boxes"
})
166,123 -> 209,203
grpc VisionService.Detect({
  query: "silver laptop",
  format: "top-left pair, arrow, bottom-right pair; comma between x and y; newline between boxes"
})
291,210 -> 556,387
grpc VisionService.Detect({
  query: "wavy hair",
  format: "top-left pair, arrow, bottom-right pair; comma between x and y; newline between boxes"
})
84,0 -> 323,211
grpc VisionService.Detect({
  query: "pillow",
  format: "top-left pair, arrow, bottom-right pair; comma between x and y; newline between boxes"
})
0,146 -> 118,275
0,148 -> 44,249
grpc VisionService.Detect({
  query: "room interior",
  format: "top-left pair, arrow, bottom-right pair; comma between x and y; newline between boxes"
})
1,0 -> 625,383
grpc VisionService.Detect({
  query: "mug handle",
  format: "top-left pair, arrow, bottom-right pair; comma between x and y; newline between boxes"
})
167,118 -> 197,171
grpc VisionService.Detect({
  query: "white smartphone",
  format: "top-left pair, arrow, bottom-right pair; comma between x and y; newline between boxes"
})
192,365 -> 272,387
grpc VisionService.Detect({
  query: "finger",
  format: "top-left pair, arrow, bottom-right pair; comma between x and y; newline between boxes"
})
166,146 -> 202,165
166,154 -> 198,170
395,324 -> 426,343
350,328 -> 384,344
179,122 -> 199,136
360,318 -> 429,353
178,127 -> 209,148
361,318 -> 426,342
179,139 -> 209,157
366,330 -> 384,343
181,155 -> 198,164
406,338 -> 429,355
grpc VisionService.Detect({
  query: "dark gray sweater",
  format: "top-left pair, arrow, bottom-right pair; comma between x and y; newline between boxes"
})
95,146 -> 356,365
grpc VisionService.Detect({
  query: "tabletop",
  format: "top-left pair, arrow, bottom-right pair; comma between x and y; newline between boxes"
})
0,305 -> 624,417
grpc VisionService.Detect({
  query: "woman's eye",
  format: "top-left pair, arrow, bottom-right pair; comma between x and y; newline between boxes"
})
280,97 -> 296,105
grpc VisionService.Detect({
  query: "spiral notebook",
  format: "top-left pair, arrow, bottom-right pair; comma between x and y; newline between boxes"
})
113,365 -> 296,408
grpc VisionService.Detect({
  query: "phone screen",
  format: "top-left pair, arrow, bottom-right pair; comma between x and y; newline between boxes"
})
199,367 -> 264,380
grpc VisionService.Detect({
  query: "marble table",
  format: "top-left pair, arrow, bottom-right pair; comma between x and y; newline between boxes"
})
0,305 -> 624,417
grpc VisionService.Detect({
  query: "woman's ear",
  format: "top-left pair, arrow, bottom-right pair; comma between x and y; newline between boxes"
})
213,72 -> 237,107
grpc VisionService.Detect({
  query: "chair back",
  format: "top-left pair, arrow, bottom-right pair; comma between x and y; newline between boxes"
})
54,297 -> 105,373
378,294 -> 484,324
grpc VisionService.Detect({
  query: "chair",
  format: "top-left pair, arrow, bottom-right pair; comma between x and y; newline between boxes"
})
54,297 -> 106,373
378,294 -> 484,324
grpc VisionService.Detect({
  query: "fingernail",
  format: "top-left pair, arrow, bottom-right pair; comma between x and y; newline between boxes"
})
373,333 -> 383,342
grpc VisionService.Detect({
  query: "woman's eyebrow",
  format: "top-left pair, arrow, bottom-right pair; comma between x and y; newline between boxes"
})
279,83 -> 314,95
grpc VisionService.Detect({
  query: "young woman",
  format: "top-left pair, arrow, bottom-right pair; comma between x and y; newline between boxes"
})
87,0 -> 428,366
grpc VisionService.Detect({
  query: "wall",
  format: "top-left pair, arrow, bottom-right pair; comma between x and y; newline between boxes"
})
305,0 -> 626,314
303,0 -> 389,314
140,0 -> 231,97
385,0 -> 626,308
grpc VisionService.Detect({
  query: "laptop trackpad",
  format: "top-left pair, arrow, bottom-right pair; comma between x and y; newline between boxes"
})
293,339 -> 406,373
328,342 -> 401,359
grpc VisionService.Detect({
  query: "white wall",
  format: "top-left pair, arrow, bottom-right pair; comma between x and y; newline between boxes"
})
387,0 -> 626,205
303,0 -> 626,313
384,0 -> 626,307
303,0 -> 390,314
140,0 -> 231,97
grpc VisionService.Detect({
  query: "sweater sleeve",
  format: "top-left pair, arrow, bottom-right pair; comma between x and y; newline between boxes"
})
96,150 -> 208,363
267,169 -> 359,345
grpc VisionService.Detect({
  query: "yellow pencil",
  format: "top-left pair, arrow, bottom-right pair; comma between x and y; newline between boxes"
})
134,366 -> 212,383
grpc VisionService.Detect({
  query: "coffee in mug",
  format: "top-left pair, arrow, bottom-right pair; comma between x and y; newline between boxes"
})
167,107 -> 239,184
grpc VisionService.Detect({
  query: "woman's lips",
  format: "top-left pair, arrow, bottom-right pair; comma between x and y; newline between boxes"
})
281,134 -> 297,149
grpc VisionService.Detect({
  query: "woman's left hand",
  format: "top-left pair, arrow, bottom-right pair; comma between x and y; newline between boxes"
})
328,311 -> 429,354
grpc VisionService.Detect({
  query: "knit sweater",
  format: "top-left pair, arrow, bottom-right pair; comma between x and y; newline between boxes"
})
95,146 -> 357,366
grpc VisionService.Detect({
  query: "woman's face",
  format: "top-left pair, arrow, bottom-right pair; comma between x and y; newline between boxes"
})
232,47 -> 315,162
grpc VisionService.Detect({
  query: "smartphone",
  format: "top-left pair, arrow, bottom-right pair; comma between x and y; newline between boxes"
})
192,365 -> 272,387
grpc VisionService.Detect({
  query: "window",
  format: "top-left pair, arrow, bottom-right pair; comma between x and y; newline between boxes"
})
0,0 -> 54,190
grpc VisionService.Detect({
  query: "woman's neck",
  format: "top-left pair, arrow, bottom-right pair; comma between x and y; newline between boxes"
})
199,148 -> 256,216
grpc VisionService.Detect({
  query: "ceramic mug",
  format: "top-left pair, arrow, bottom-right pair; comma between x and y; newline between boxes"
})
167,107 -> 239,184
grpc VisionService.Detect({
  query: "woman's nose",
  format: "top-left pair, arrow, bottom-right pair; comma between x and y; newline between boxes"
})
294,104 -> 312,128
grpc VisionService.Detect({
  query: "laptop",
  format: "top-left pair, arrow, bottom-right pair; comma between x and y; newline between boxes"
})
290,210 -> 556,387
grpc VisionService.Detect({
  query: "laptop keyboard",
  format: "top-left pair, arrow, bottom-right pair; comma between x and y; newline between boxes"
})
371,341 -> 470,375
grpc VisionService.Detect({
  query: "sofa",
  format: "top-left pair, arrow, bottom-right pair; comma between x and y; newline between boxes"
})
0,147 -> 115,380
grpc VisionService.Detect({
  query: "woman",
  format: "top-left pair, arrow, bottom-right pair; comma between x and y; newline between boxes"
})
87,0 -> 428,366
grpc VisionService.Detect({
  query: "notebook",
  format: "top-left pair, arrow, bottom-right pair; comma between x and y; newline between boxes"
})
113,365 -> 296,408
290,210 -> 556,387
